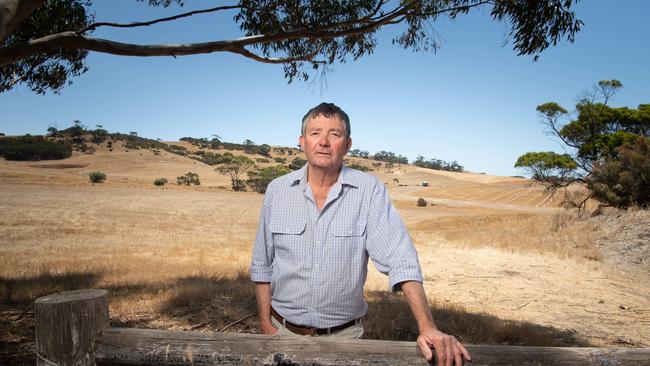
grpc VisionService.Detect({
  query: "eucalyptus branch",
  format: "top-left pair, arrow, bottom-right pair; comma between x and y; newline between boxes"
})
1,0 -> 500,67
77,4 -> 244,34
229,46 -> 323,64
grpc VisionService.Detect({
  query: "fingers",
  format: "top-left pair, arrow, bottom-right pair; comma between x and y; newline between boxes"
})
453,342 -> 463,366
445,336 -> 453,366
419,332 -> 471,365
417,336 -> 434,362
458,342 -> 472,362
435,340 -> 446,366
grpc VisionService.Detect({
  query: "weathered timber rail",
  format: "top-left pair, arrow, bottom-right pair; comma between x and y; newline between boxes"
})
35,289 -> 650,366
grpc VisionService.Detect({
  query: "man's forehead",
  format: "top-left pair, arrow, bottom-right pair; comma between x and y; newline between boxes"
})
305,115 -> 346,130
306,125 -> 345,131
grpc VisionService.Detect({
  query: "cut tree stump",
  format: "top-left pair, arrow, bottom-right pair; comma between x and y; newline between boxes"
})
35,289 -> 109,366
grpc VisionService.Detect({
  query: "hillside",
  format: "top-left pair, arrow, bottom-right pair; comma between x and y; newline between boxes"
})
0,138 -> 578,207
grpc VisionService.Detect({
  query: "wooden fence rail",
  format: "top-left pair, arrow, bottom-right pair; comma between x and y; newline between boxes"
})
35,289 -> 650,366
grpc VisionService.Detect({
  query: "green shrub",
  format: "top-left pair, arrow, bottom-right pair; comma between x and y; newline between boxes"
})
247,165 -> 291,193
587,137 -> 650,208
154,177 -> 168,186
416,198 -> 427,207
0,135 -> 72,161
88,171 -> 106,184
274,157 -> 286,164
194,151 -> 234,165
75,142 -> 95,154
256,158 -> 270,163
289,157 -> 307,170
167,144 -> 188,156
177,172 -> 200,186
259,144 -> 271,157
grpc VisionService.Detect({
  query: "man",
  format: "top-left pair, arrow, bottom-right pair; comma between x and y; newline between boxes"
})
250,102 -> 471,365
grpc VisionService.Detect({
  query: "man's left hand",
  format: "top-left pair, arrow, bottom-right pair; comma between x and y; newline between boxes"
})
416,328 -> 471,366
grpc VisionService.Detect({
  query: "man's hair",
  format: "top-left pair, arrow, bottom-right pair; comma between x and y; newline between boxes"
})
301,102 -> 351,138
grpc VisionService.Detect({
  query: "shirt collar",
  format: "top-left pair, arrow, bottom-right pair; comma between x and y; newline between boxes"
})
289,163 -> 360,189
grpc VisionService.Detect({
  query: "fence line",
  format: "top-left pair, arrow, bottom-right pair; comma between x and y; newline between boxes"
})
35,289 -> 650,366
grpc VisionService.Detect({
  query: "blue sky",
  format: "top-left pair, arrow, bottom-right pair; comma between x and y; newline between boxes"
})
1,0 -> 649,176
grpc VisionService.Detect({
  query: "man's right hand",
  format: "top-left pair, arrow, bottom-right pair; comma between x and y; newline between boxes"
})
255,282 -> 278,334
260,321 -> 278,335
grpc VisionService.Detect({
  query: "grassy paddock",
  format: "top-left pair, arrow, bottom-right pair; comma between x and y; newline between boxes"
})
1,182 -> 647,364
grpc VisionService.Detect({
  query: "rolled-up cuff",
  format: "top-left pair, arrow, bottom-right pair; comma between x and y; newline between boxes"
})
250,267 -> 272,282
388,272 -> 423,292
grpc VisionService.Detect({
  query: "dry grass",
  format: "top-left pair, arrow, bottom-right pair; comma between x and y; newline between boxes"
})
410,210 -> 603,261
364,291 -> 583,346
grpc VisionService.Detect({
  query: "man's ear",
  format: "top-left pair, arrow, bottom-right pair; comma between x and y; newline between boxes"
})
299,135 -> 305,151
346,138 -> 352,153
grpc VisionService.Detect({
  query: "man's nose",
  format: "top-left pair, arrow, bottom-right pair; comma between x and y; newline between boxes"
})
317,134 -> 330,146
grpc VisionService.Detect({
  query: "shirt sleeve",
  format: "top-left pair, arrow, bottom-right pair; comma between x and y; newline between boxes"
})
365,181 -> 423,292
250,186 -> 275,283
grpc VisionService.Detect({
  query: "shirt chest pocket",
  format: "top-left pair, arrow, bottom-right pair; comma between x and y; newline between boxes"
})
327,219 -> 367,262
270,220 -> 306,253
329,219 -> 367,238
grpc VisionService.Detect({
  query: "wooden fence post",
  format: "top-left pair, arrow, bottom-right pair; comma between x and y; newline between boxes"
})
32,289 -> 650,365
35,289 -> 109,366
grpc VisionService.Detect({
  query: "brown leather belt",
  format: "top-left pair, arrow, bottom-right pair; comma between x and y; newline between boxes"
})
271,307 -> 359,336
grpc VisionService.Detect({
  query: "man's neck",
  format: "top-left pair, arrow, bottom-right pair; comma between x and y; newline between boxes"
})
307,164 -> 341,188
307,164 -> 342,209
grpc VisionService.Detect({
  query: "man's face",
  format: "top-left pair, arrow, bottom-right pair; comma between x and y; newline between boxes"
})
299,115 -> 351,172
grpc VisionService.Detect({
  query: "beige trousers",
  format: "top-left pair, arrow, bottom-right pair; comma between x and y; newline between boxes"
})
271,316 -> 364,339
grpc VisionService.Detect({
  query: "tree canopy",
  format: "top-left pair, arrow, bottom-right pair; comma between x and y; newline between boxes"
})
1,0 -> 583,94
519,80 -> 650,208
514,151 -> 576,188
537,81 -> 649,173
216,155 -> 254,191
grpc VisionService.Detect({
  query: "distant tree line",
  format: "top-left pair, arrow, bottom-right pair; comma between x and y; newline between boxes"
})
373,151 -> 409,165
350,149 -> 464,173
349,149 -> 369,158
0,135 -> 71,160
181,137 -> 271,157
414,155 -> 464,172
